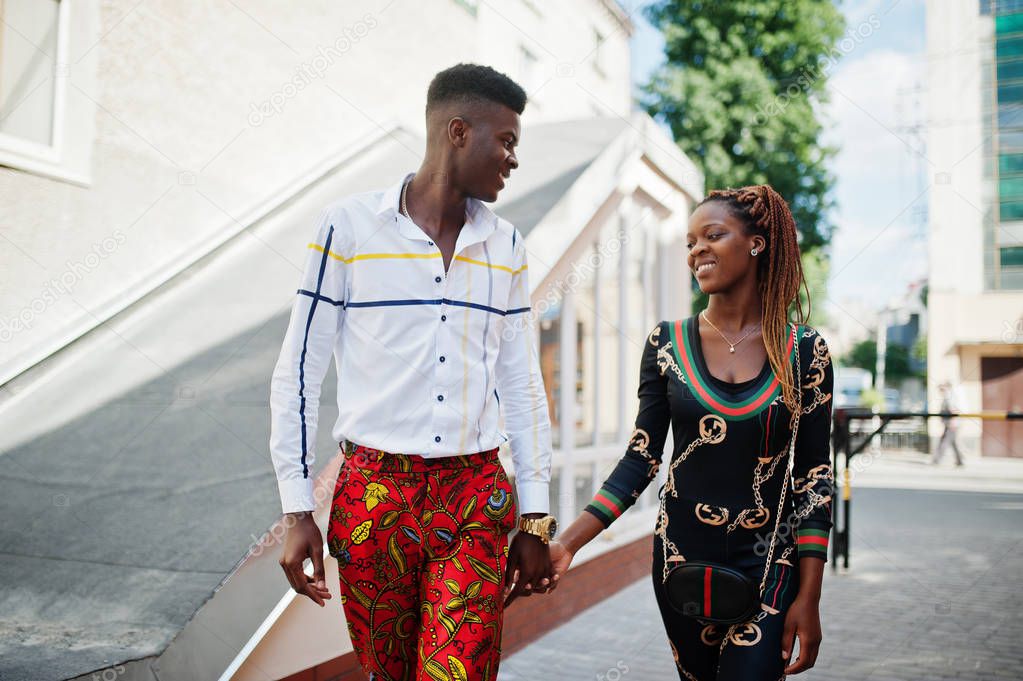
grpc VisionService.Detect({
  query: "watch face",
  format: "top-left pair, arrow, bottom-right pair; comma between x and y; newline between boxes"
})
547,517 -> 558,539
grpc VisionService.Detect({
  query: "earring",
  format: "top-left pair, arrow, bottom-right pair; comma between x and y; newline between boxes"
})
751,248 -> 758,256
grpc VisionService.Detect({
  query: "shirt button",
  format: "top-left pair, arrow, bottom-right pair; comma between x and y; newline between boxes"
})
441,315 -> 447,322
428,241 -> 434,246
437,395 -> 444,402
434,435 -> 441,443
439,356 -> 446,362
434,276 -> 442,283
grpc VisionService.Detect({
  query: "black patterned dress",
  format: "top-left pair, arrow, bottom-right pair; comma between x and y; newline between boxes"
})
584,315 -> 835,681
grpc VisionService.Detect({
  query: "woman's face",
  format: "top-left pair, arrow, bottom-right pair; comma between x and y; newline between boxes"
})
686,201 -> 765,294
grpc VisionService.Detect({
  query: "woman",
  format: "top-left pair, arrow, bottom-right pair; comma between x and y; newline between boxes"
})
548,185 -> 834,679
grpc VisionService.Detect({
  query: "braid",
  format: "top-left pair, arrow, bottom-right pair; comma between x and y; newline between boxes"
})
696,185 -> 810,414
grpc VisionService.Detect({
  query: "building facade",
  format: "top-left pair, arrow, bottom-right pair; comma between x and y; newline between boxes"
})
927,0 -> 1023,457
0,2 -> 703,679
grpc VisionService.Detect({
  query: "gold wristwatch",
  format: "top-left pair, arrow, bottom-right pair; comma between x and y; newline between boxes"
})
517,515 -> 558,544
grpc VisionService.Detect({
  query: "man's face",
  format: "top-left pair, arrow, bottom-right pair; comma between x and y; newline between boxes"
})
461,103 -> 520,203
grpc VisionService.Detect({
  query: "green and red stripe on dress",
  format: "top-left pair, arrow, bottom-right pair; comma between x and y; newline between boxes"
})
670,318 -> 799,421
795,526 -> 830,560
585,487 -> 631,527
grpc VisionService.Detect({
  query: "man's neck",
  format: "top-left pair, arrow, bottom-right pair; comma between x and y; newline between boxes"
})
405,166 -> 468,240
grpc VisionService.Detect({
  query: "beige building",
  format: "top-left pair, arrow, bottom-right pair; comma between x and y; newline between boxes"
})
0,1 -> 702,679
927,0 -> 1023,457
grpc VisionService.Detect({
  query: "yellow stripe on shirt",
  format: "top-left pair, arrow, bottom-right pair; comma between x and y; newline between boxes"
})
307,244 -> 527,274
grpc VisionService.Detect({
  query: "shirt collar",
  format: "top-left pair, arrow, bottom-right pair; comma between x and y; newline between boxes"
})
378,172 -> 500,245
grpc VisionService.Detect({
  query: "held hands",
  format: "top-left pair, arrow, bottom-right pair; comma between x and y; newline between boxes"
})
502,536 -> 576,607
279,511 -> 332,607
502,530 -> 552,607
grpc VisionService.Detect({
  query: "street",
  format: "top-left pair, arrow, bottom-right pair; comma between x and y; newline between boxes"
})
500,485 -> 1023,680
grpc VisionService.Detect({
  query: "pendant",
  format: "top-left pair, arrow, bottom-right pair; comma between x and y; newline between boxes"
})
729,346 -> 735,353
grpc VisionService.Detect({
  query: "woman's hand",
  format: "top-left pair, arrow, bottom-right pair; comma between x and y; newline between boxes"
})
781,594 -> 822,674
546,540 -> 575,592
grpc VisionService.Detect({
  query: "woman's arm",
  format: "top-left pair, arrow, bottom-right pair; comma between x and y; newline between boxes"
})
548,323 -> 672,586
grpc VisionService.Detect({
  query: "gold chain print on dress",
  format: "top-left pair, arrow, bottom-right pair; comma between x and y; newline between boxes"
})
791,329 -> 835,522
658,411 -> 730,580
653,320 -> 688,383
627,427 -> 660,482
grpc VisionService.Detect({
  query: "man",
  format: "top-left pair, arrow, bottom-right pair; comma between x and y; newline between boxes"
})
931,380 -> 965,466
269,63 -> 558,681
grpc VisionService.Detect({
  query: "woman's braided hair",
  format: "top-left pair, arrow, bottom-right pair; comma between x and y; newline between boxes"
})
696,185 -> 810,412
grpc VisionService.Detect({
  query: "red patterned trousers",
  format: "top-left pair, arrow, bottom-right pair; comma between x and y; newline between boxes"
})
327,442 -> 518,681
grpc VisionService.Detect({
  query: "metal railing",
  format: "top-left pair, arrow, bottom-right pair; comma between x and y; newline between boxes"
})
829,407 -> 1023,571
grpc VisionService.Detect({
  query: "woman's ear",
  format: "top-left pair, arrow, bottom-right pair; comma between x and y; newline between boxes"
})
752,235 -> 767,254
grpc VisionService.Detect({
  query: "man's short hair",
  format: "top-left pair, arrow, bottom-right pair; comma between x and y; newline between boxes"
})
426,63 -> 527,117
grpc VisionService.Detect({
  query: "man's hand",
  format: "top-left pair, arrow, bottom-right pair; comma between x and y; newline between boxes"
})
279,511 -> 332,607
781,594 -> 822,674
503,518 -> 552,607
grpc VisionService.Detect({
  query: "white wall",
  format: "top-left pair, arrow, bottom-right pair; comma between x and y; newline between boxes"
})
0,0 -> 632,385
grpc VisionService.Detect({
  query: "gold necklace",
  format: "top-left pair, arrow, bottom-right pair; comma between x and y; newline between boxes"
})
700,310 -> 760,353
400,174 -> 414,218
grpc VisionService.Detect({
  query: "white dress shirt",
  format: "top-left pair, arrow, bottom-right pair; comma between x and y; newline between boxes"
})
269,172 -> 553,515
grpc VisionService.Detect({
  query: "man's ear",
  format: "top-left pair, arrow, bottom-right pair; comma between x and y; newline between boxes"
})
447,116 -> 469,148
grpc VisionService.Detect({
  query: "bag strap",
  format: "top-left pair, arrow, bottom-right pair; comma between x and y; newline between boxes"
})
756,321 -> 803,597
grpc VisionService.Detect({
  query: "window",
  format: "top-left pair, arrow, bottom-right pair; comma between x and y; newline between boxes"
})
539,302 -> 561,446
0,0 -> 61,145
991,6 -> 1023,287
592,27 -> 606,78
0,0 -> 96,184
518,44 -> 541,107
452,0 -> 479,17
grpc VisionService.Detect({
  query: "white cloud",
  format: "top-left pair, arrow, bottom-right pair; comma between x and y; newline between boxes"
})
824,42 -> 928,309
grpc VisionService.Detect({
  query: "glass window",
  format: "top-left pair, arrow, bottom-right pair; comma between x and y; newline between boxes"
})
539,302 -> 561,447
597,218 -> 623,444
0,0 -> 60,147
998,36 -> 1023,60
1000,153 -> 1023,175
1001,176 -> 1023,198
1001,199 -> 1023,220
997,12 -> 1023,33
576,244 -> 598,447
1000,245 -> 1023,266
997,59 -> 1023,82
592,27 -> 606,77
1000,129 -> 1023,151
999,82 -> 1023,104
998,103 -> 1023,128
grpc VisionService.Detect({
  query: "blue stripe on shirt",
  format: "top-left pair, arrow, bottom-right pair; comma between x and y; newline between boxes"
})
298,225 -> 334,478
345,298 -> 530,316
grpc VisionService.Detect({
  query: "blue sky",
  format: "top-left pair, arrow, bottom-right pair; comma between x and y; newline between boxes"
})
627,0 -> 928,318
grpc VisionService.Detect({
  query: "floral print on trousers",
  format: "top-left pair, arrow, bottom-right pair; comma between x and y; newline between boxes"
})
327,441 -> 518,681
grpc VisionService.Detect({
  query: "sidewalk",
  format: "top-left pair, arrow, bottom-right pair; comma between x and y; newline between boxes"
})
500,459 -> 1023,680
847,449 -> 1023,494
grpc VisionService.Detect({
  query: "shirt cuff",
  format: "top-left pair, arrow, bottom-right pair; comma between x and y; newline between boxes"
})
515,479 -> 549,515
278,477 -> 316,514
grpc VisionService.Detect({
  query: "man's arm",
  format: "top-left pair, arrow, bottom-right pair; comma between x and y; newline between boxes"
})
269,206 -> 349,605
493,238 -> 553,604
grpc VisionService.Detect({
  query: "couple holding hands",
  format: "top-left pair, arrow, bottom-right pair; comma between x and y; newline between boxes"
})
270,63 -> 833,681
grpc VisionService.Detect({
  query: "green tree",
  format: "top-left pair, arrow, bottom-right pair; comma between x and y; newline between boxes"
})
846,338 -> 923,385
641,0 -> 846,253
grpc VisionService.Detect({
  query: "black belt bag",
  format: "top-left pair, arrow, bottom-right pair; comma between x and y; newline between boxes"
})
663,561 -> 761,625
